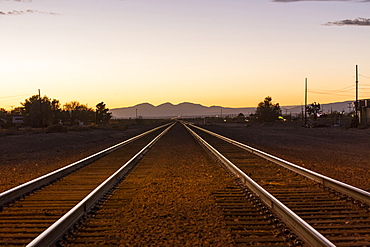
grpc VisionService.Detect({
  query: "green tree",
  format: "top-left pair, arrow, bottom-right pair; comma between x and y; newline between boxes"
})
255,96 -> 281,122
96,102 -> 112,124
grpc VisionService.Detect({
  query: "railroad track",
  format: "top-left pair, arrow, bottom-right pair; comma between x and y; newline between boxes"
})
186,122 -> 370,246
0,123 -> 173,246
1,122 -> 369,246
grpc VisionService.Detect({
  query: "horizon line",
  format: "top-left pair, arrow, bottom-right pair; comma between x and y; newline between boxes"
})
111,100 -> 355,110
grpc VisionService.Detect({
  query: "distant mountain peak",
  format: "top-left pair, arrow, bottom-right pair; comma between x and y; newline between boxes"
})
157,102 -> 174,107
135,102 -> 154,107
110,100 -> 353,119
110,101 -> 254,118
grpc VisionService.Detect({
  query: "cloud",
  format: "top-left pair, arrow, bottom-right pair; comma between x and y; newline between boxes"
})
273,0 -> 370,2
0,10 -> 59,15
0,0 -> 33,2
324,17 -> 370,26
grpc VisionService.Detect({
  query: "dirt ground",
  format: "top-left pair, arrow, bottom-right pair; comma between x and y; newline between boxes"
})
202,121 -> 370,192
0,125 -> 157,193
1,121 -> 369,194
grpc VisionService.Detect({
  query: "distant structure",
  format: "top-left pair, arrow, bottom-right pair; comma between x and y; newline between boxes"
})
356,99 -> 370,125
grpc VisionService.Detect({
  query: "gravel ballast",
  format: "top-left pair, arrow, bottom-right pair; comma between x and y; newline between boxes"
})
203,122 -> 370,191
70,123 -> 235,246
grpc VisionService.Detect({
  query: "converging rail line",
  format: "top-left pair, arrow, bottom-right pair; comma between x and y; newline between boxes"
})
186,122 -> 370,246
0,123 -> 174,246
1,122 -> 369,246
64,122 -> 295,246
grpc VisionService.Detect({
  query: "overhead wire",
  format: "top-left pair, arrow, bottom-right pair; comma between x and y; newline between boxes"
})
308,74 -> 370,98
0,94 -> 31,99
307,91 -> 354,97
360,74 -> 370,79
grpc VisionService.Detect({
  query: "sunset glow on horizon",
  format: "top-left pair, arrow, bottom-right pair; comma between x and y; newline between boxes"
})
1,0 -> 369,110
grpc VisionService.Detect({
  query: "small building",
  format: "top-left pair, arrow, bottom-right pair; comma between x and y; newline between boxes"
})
12,116 -> 24,124
356,99 -> 370,125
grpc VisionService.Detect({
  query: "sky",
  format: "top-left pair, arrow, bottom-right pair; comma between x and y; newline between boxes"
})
1,0 -> 370,110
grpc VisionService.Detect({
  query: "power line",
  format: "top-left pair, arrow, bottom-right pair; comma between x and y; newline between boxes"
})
308,85 -> 355,94
307,91 -> 354,97
360,74 -> 370,79
0,94 -> 30,99
317,76 -> 353,89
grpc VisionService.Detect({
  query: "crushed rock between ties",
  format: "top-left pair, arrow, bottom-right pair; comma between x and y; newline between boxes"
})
203,122 -> 370,192
0,126 -> 155,193
70,124 -> 235,246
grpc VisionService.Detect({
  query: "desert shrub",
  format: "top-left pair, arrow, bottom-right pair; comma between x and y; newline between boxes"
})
23,127 -> 33,133
68,125 -> 89,132
358,124 -> 369,130
87,125 -> 99,130
45,124 -> 68,133
111,123 -> 127,131
4,127 -> 20,136
93,123 -> 127,131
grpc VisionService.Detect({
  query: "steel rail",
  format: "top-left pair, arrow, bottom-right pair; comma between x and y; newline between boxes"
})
188,123 -> 370,206
0,122 -> 172,207
27,122 -> 175,247
183,123 -> 335,247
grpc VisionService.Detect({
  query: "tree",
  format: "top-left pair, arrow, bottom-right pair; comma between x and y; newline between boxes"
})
236,113 -> 245,123
255,96 -> 281,122
237,113 -> 245,119
50,99 -> 62,124
96,102 -> 112,124
0,108 -> 7,116
0,108 -> 8,128
21,95 -> 54,127
63,101 -> 94,125
306,102 -> 321,120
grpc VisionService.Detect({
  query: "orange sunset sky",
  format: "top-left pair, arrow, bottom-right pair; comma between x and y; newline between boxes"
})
1,0 -> 370,110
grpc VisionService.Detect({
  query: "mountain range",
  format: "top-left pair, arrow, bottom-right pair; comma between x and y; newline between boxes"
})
110,101 -> 354,119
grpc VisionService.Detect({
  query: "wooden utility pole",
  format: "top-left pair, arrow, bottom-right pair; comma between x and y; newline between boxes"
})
304,78 -> 308,127
355,65 -> 359,126
38,89 -> 44,128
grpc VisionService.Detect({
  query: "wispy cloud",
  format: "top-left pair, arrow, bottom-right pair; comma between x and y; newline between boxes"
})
0,10 -> 59,16
324,17 -> 370,26
273,0 -> 370,2
0,0 -> 33,2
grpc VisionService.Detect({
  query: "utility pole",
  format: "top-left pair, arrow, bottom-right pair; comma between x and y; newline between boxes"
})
301,104 -> 304,122
38,89 -> 44,129
304,78 -> 308,127
355,65 -> 359,126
